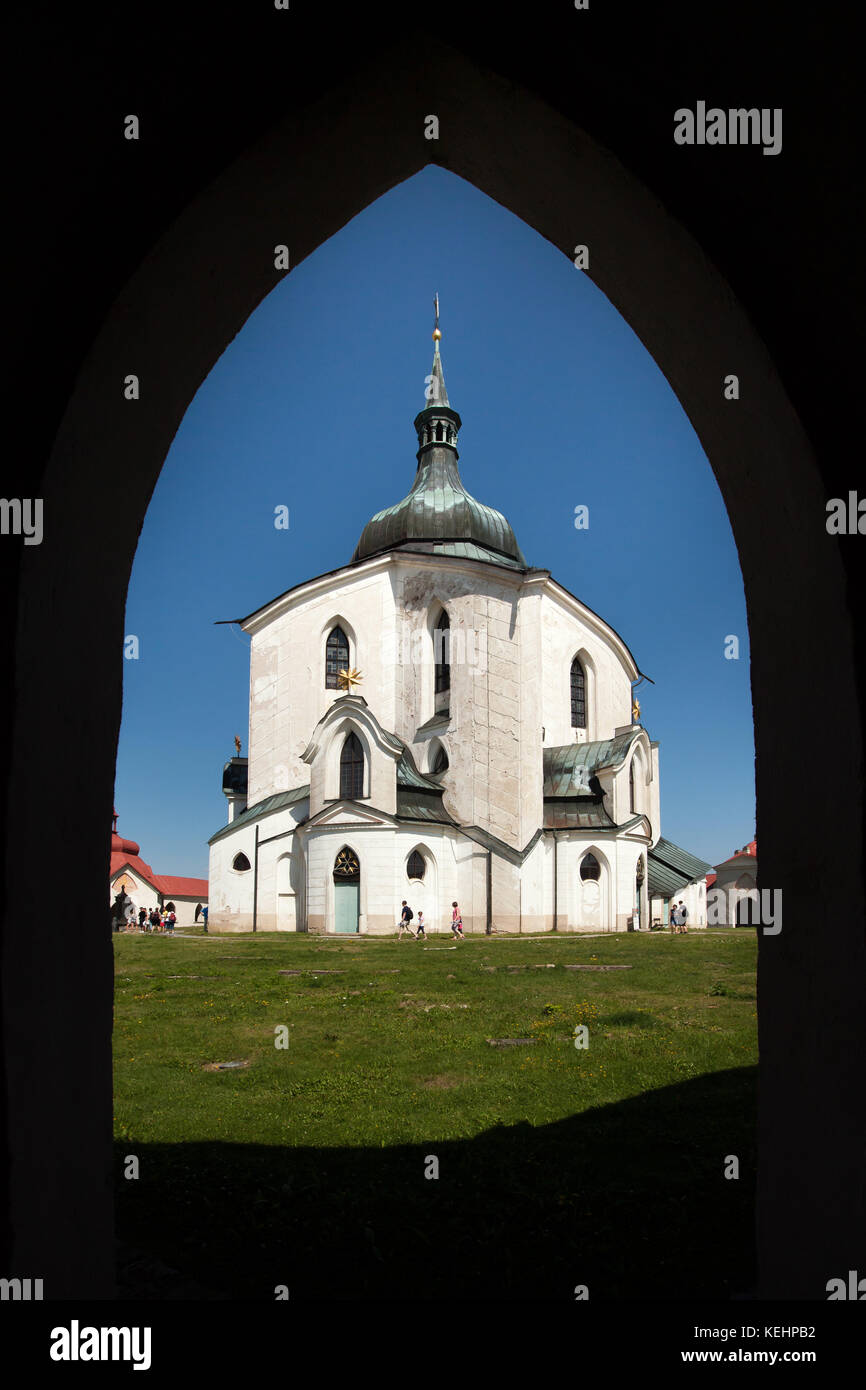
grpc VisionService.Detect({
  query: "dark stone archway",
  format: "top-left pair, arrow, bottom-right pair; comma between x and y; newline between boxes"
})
4,10 -> 863,1299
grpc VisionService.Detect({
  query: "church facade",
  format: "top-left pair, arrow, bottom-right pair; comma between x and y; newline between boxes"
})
207,316 -> 686,935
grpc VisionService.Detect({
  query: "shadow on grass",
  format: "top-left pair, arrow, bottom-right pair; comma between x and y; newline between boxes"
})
116,1066 -> 755,1300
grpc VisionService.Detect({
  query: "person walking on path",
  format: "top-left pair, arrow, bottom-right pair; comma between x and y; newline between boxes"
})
201,904 -> 209,933
138,906 -> 147,932
397,900 -> 415,939
451,902 -> 465,940
167,909 -> 176,935
670,902 -> 681,934
678,900 -> 688,933
414,911 -> 427,940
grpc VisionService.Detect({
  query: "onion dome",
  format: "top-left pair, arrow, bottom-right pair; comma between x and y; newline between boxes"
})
111,809 -> 140,858
351,298 -> 526,570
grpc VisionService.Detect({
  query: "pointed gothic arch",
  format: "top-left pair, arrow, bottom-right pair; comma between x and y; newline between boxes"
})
325,624 -> 350,689
339,731 -> 364,800
429,738 -> 449,775
570,655 -> 587,729
433,607 -> 450,695
11,30 -> 861,1303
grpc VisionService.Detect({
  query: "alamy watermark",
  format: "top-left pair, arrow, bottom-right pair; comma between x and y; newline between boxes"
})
707,886 -> 782,934
674,103 -> 782,156
380,625 -> 488,674
0,498 -> 43,546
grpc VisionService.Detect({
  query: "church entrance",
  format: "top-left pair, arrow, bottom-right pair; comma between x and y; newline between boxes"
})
333,845 -> 360,934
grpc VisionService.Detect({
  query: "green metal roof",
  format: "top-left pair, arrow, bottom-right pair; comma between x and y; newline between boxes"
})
396,787 -> 456,824
395,746 -> 442,792
651,837 -> 713,881
351,337 -> 526,569
392,540 -> 526,570
542,799 -> 617,830
208,784 -> 309,845
352,462 -> 526,567
542,731 -> 642,796
648,837 -> 713,897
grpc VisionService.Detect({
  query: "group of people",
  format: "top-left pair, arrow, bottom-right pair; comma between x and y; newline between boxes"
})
125,906 -> 176,934
670,900 -> 689,933
397,900 -> 465,941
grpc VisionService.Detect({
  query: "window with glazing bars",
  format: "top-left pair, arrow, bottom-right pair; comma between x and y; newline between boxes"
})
570,657 -> 586,728
326,626 -> 350,689
340,731 -> 364,800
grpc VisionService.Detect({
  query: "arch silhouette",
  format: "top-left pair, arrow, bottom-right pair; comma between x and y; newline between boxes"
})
6,32 -> 862,1302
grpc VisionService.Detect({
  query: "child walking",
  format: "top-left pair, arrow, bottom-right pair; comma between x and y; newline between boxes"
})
451,902 -> 464,940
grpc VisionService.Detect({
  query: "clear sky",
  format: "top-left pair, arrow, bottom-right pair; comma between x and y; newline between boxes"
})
117,165 -> 754,880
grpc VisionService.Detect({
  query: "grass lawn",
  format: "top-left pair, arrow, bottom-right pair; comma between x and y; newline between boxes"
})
113,927 -> 758,1300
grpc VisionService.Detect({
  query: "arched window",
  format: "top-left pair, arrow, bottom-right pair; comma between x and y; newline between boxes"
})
431,743 -> 449,774
232,852 -> 251,872
570,657 -> 586,729
629,758 -> 637,813
407,850 -> 426,881
333,845 -> 360,882
340,731 -> 364,800
325,625 -> 350,689
434,611 -> 450,693
580,852 -> 601,881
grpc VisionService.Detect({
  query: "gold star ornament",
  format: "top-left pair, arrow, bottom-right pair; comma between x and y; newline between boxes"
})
337,668 -> 364,691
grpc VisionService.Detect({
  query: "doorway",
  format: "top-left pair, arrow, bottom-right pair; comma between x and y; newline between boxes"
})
333,845 -> 360,934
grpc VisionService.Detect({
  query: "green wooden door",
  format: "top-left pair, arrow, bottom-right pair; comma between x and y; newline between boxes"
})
334,881 -> 359,934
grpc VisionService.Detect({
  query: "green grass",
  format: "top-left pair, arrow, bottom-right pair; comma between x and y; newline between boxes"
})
113,928 -> 758,1299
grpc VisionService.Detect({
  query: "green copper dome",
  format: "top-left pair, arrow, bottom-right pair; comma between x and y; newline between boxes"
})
351,308 -> 526,570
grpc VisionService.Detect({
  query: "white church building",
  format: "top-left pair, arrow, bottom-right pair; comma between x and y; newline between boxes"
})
207,312 -> 706,934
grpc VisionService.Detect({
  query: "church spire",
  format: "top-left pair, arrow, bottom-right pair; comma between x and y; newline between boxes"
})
415,295 -> 460,457
426,292 -> 450,408
350,299 -> 526,569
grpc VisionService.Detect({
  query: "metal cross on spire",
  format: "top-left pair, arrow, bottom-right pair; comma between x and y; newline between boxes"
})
433,292 -> 439,334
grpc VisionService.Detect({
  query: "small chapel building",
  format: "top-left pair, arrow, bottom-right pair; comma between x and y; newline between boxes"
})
110,810 -> 208,926
207,312 -> 705,935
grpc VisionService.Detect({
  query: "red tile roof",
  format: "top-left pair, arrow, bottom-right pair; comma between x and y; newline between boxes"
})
155,875 -> 209,898
110,852 -> 162,890
111,849 -> 208,900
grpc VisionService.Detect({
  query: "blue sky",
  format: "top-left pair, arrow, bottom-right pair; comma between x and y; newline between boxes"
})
117,166 -> 754,879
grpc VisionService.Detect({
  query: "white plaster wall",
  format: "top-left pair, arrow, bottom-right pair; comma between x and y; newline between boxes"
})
539,588 -> 635,747
649,743 -> 661,844
109,870 -> 160,914
167,896 -> 207,928
246,564 -> 397,806
660,878 -> 707,927
207,802 -> 307,931
391,557 -> 544,852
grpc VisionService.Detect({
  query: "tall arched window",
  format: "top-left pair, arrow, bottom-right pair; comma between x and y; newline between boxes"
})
570,657 -> 586,729
580,852 -> 601,881
340,731 -> 364,800
407,850 -> 426,881
326,625 -> 350,689
434,611 -> 450,694
629,758 -> 637,813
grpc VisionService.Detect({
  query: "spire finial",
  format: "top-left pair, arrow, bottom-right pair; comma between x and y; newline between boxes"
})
433,292 -> 441,343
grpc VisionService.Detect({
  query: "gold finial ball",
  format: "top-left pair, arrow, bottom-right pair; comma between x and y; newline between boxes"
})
432,328 -> 442,341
